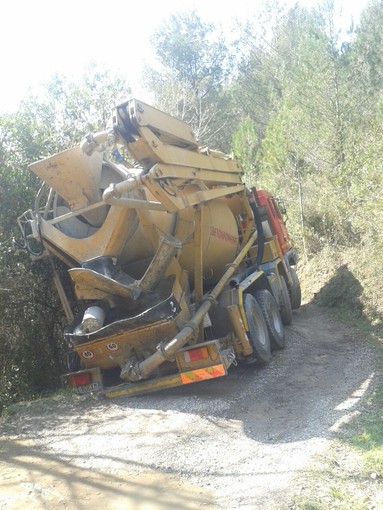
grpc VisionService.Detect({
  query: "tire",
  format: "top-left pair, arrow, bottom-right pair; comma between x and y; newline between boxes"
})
278,276 -> 293,325
289,267 -> 302,310
255,289 -> 285,350
243,293 -> 271,365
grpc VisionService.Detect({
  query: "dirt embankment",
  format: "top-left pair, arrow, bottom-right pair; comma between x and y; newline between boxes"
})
0,304 -> 378,509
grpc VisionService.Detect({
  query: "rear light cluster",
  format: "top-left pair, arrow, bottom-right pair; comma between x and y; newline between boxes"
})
70,372 -> 91,387
183,346 -> 209,362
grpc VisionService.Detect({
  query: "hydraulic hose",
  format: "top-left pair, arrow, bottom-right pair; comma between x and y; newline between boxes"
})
251,196 -> 265,268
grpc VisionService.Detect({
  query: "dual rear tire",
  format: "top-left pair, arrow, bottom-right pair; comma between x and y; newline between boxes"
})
255,289 -> 285,350
242,289 -> 285,366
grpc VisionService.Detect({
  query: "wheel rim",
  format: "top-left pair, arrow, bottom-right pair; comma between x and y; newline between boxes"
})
251,306 -> 268,347
269,303 -> 283,335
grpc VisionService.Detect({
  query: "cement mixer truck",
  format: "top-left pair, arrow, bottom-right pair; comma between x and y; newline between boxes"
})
17,99 -> 300,397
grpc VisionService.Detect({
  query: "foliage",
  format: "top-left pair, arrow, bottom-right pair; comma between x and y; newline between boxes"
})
232,117 -> 258,186
225,1 -> 382,257
144,10 -> 236,149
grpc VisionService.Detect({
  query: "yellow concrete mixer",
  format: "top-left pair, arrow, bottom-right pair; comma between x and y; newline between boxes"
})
17,99 -> 300,397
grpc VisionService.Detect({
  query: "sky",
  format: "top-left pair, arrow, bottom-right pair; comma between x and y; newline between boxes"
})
0,0 -> 369,114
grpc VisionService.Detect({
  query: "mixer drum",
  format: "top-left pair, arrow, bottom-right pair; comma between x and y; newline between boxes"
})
176,200 -> 239,284
134,196 -> 240,285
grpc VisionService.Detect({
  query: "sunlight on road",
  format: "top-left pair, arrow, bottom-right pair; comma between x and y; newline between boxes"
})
330,372 -> 375,432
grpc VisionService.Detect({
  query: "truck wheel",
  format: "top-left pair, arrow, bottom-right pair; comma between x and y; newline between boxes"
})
255,289 -> 285,350
289,267 -> 302,309
278,276 -> 293,325
243,293 -> 271,365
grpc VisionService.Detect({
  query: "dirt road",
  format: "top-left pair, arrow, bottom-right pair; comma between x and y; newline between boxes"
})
0,304 -> 377,509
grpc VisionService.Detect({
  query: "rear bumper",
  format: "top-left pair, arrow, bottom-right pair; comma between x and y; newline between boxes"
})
62,339 -> 235,398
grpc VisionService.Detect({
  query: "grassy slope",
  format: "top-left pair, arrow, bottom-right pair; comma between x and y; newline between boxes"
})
285,247 -> 383,509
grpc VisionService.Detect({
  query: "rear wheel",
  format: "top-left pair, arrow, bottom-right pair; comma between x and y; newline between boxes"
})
289,267 -> 302,309
243,293 -> 271,365
255,289 -> 285,350
278,276 -> 293,325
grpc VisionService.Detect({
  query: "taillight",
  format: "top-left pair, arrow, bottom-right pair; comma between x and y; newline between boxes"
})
71,372 -> 91,386
183,347 -> 209,362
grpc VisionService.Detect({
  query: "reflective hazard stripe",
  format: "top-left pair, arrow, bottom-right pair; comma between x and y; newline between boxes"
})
180,364 -> 226,385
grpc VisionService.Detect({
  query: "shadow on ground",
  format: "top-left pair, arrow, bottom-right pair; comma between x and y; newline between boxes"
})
0,437 -> 214,509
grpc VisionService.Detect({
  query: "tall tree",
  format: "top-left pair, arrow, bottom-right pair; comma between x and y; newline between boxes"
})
232,116 -> 258,187
343,0 -> 383,250
250,3 -> 359,252
144,10 -> 235,149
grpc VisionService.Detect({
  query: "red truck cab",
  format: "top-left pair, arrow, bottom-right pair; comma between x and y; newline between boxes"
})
257,189 -> 293,256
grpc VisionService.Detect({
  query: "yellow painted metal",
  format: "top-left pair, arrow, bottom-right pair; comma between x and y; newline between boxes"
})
69,268 -> 132,300
248,238 -> 280,264
48,257 -> 74,322
39,205 -> 139,265
36,160 -> 240,287
72,272 -> 191,372
237,287 -> 249,332
127,99 -> 198,149
103,364 -> 227,397
176,200 -> 239,285
238,190 -> 256,247
30,148 -> 104,216
239,270 -> 265,295
104,374 -> 184,398
124,124 -> 242,174
227,305 -> 253,356
194,205 -> 204,306
47,201 -> 106,227
142,170 -> 245,211
74,319 -> 179,370
151,163 -> 243,185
